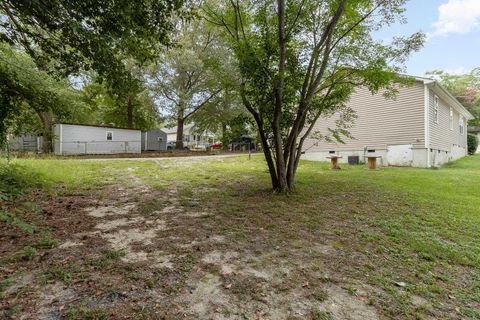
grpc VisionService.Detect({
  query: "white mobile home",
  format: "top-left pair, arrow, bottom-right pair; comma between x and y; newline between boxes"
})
303,78 -> 474,167
141,128 -> 167,151
54,124 -> 141,155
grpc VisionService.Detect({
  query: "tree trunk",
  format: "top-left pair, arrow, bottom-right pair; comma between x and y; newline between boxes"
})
38,110 -> 53,153
126,95 -> 133,129
271,0 -> 288,192
221,122 -> 227,150
175,117 -> 184,150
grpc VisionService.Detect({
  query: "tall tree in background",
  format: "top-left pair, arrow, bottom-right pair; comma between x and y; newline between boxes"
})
427,68 -> 480,127
149,19 -> 226,149
205,0 -> 424,192
82,76 -> 161,131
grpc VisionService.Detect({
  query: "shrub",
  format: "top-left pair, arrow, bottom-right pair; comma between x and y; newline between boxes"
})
467,133 -> 479,155
0,161 -> 42,201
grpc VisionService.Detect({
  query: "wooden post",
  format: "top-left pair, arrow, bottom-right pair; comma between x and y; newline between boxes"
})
368,157 -> 377,170
331,157 -> 338,169
327,156 -> 342,170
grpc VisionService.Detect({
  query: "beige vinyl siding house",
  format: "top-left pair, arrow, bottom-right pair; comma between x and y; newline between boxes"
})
302,78 -> 474,167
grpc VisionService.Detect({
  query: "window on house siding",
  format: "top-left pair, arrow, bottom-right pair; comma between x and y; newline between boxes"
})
433,96 -> 439,124
106,131 -> 113,141
449,107 -> 453,130
460,117 -> 465,135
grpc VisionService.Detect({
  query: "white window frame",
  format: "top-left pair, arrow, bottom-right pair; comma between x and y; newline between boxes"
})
106,131 -> 113,141
449,107 -> 453,130
433,95 -> 439,124
459,117 -> 465,135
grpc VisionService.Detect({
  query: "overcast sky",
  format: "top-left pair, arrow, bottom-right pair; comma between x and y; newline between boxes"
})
377,0 -> 480,76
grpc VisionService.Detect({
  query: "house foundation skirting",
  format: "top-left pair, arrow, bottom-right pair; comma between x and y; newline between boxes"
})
303,146 -> 467,168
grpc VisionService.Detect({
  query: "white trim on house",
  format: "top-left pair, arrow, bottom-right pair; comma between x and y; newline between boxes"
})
428,82 -> 474,120
424,82 -> 431,167
433,95 -> 439,124
449,107 -> 454,130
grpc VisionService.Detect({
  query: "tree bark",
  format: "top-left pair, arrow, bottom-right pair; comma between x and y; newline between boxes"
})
175,116 -> 184,150
271,0 -> 288,192
221,122 -> 227,149
126,95 -> 133,129
37,110 -> 53,153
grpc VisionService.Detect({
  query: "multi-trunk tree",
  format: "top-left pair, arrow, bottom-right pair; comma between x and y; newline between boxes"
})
149,19 -> 229,149
205,0 -> 424,192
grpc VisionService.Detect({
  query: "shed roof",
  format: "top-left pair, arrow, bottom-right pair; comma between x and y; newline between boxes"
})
56,123 -> 140,131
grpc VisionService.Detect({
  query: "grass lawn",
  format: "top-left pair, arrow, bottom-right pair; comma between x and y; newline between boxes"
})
1,154 -> 480,319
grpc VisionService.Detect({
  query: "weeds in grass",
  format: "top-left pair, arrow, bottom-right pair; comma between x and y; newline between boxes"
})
0,276 -> 14,293
104,249 -> 125,260
65,303 -> 108,320
90,250 -> 126,268
17,246 -> 37,261
42,267 -> 72,284
34,233 -> 58,249
313,289 -> 328,302
2,304 -> 21,318
310,309 -> 334,320
0,161 -> 44,201
0,209 -> 37,234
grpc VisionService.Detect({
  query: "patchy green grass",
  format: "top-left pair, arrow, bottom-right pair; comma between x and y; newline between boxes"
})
1,154 -> 480,319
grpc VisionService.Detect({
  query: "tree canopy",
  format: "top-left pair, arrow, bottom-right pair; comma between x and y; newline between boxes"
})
205,0 -> 424,191
1,0 -> 183,149
149,19 -> 231,149
0,42 -> 85,149
0,0 -> 182,80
